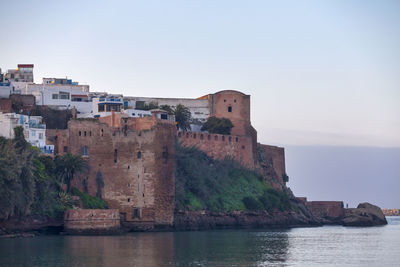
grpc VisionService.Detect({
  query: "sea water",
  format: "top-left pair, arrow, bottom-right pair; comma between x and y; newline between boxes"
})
1,217 -> 399,266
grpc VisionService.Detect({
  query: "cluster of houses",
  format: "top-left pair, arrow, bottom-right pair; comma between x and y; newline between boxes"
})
0,64 -> 217,154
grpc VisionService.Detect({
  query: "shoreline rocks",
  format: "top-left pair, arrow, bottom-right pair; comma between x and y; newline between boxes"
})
342,202 -> 387,226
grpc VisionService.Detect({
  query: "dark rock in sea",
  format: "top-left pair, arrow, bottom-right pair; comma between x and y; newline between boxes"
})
342,202 -> 388,226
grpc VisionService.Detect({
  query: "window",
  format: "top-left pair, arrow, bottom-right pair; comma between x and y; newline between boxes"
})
59,92 -> 70,100
79,131 -> 81,136
84,131 -> 87,136
222,136 -> 225,141
234,99 -> 236,103
52,94 -> 59,99
81,146 -> 89,156
200,134 -> 203,140
162,146 -> 168,163
193,134 -> 196,139
89,131 -> 92,136
63,146 -> 68,153
228,106 -> 232,112
236,137 -> 239,142
31,131 -> 36,137
137,151 -> 142,159
160,114 -> 168,120
229,136 -> 232,142
114,149 -> 118,163
98,104 -> 105,112
214,135 -> 218,141
38,133 -> 43,140
101,129 -> 104,136
208,135 -> 211,140
132,208 -> 141,219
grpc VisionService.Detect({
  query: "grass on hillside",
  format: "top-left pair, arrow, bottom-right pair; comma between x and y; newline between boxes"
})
175,143 -> 292,212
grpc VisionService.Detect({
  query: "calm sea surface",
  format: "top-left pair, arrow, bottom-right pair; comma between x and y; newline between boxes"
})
0,217 -> 399,267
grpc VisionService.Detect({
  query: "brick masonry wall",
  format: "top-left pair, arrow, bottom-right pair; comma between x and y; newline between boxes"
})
54,116 -> 176,229
177,131 -> 255,169
306,201 -> 345,218
64,209 -> 120,232
0,99 -> 12,112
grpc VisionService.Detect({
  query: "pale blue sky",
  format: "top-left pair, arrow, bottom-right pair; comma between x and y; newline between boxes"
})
1,0 -> 399,207
1,0 -> 399,147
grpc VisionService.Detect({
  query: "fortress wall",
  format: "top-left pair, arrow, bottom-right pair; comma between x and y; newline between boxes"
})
57,117 -> 176,229
306,201 -> 345,219
259,144 -> 286,183
64,209 -> 120,233
177,131 -> 255,169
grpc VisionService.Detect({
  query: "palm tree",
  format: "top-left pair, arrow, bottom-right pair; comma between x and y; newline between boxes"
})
173,104 -> 191,131
55,154 -> 88,192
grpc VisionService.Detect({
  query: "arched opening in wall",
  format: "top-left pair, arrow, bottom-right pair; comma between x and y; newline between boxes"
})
234,99 -> 236,103
89,131 -> 92,136
222,136 -> 225,141
128,165 -> 130,169
84,131 -> 87,137
101,129 -> 104,136
214,135 -> 218,141
200,134 -> 203,140
78,131 -> 81,136
137,151 -> 142,159
208,135 -> 211,140
229,136 -> 232,142
81,146 -> 89,156
114,149 -> 118,163
228,106 -> 232,112
236,137 -> 239,142
128,198 -> 130,202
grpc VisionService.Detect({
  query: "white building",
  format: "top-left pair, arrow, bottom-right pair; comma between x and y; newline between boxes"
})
0,112 -> 54,154
27,78 -> 91,114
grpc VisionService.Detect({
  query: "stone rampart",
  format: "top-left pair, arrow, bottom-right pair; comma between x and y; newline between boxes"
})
64,209 -> 120,234
177,131 -> 255,169
53,116 -> 176,230
306,201 -> 345,219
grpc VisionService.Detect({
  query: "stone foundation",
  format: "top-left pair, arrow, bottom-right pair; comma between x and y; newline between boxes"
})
64,209 -> 121,234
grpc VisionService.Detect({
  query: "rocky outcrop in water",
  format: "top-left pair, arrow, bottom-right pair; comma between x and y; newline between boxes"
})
342,202 -> 387,226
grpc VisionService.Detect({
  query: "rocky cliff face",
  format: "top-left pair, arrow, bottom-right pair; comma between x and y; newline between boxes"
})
342,202 -> 387,226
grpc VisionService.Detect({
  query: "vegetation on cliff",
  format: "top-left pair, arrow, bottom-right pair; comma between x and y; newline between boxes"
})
0,127 -> 104,221
175,143 -> 292,212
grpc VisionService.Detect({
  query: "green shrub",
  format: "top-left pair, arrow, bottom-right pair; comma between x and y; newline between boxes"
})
201,117 -> 234,135
70,187 -> 108,209
243,197 -> 264,210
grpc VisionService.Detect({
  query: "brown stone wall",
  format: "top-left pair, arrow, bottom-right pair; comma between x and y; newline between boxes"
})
306,201 -> 345,219
260,144 -> 286,183
58,116 -> 176,229
208,90 -> 251,137
177,131 -> 255,168
64,209 -> 120,232
0,99 -> 12,112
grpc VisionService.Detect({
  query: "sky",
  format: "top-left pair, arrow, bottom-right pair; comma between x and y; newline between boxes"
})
0,0 -> 399,207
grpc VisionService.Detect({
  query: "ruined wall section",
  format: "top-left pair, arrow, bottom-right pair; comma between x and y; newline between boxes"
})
177,131 -> 255,169
306,201 -> 345,219
57,117 -> 176,229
